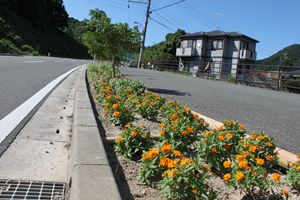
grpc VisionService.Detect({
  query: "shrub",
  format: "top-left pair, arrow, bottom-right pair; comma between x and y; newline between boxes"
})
105,101 -> 133,127
160,157 -> 216,200
109,78 -> 145,99
286,156 -> 300,191
197,120 -> 246,171
115,123 -> 153,158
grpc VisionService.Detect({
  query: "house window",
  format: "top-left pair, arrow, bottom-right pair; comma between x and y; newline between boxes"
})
211,40 -> 223,50
241,41 -> 249,50
181,40 -> 194,48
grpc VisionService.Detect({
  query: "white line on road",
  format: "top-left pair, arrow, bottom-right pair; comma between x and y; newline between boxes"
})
0,65 -> 84,143
23,61 -> 45,63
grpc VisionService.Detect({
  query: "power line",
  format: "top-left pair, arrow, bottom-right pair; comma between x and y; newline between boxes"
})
151,0 -> 187,12
150,17 -> 176,32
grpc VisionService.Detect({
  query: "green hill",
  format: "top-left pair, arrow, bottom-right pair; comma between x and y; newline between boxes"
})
259,44 -> 300,66
0,1 -> 89,58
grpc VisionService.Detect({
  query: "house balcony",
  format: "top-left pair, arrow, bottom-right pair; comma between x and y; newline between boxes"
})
239,50 -> 257,60
176,48 -> 196,57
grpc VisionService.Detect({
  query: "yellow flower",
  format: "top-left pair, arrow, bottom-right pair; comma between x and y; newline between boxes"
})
223,160 -> 232,168
281,188 -> 289,197
142,149 -> 159,160
225,120 -> 232,126
116,136 -> 123,143
105,102 -> 110,107
168,170 -> 175,177
161,143 -> 172,154
112,103 -> 119,109
225,133 -> 233,139
113,111 -> 120,117
238,160 -> 248,169
130,130 -> 138,137
160,129 -> 166,135
236,155 -> 245,162
256,158 -> 265,166
266,155 -> 274,161
167,159 -> 178,169
184,106 -> 191,113
235,172 -> 245,181
170,113 -> 178,120
266,142 -> 273,147
187,126 -> 194,133
224,173 -> 231,181
160,157 -> 169,167
272,173 -> 281,183
204,130 -> 211,136
160,123 -> 166,128
257,135 -> 265,140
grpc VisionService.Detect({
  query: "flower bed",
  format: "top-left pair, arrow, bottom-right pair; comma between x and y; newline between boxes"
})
87,63 -> 300,200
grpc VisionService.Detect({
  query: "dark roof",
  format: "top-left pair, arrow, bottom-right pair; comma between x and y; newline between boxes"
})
180,30 -> 259,42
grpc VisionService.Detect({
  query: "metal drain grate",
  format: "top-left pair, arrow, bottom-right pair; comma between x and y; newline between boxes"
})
0,179 -> 65,200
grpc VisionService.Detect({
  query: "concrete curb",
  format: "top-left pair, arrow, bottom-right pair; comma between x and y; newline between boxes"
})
69,66 -> 121,200
192,111 -> 298,168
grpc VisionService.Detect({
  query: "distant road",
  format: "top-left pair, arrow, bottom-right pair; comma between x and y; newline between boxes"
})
0,56 -> 88,120
121,67 -> 300,154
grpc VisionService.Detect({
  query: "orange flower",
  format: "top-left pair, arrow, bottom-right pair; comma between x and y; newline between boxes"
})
235,172 -> 245,181
236,155 -> 245,162
105,102 -> 110,107
173,150 -> 182,158
238,160 -> 248,169
161,143 -> 172,154
218,134 -> 225,141
216,126 -> 224,131
131,130 -> 138,137
112,103 -> 119,109
184,106 -> 191,113
266,155 -> 274,161
104,109 -> 109,116
181,130 -> 188,135
168,170 -> 175,177
225,133 -> 233,139
296,166 -> 300,171
211,147 -> 217,153
167,159 -> 178,169
256,158 -> 265,166
113,111 -> 120,117
225,120 -> 232,126
160,129 -> 166,135
142,149 -> 159,160
249,145 -> 257,153
116,136 -> 123,143
281,188 -> 289,197
239,123 -> 245,130
180,158 -> 194,166
266,142 -> 273,147
272,173 -> 281,182
191,189 -> 199,194
204,130 -> 211,136
257,135 -> 265,140
223,160 -> 232,168
224,173 -> 231,181
170,113 -> 178,120
160,123 -> 166,128
187,127 -> 194,133
160,157 -> 169,167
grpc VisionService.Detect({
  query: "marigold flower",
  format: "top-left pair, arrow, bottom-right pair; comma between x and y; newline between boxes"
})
266,155 -> 274,161
216,126 -> 224,131
281,188 -> 289,197
235,172 -> 245,181
162,170 -> 168,177
236,155 -> 245,162
131,130 -> 138,137
180,158 -> 193,166
272,173 -> 281,182
142,149 -> 159,160
257,135 -> 265,140
238,160 -> 248,169
218,134 -> 225,141
204,122 -> 209,127
224,173 -> 231,181
187,127 -> 194,133
160,129 -> 165,135
204,130 -> 211,136
266,142 -> 273,147
191,189 -> 199,194
211,147 -> 217,153
173,150 -> 182,158
249,145 -> 257,153
160,123 -> 166,128
105,102 -> 110,107
223,160 -> 232,168
112,103 -> 119,109
116,136 -> 123,143
239,123 -> 245,130
184,106 -> 191,113
167,159 -> 178,169
225,120 -> 232,126
161,143 -> 172,154
170,113 -> 178,120
168,170 -> 175,177
225,133 -> 233,139
181,130 -> 187,135
256,158 -> 265,166
160,157 -> 169,167
113,111 -> 120,117
296,166 -> 300,171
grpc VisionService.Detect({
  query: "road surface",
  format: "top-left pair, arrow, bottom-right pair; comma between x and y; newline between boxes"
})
0,56 -> 88,120
121,67 -> 300,154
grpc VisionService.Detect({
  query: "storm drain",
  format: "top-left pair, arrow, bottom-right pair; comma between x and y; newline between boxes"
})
0,179 -> 65,200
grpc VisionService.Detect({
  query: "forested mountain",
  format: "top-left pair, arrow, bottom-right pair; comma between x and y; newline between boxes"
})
258,44 -> 300,66
0,0 -> 88,58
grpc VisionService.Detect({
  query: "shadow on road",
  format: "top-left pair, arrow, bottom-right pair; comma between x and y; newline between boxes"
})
147,87 -> 191,96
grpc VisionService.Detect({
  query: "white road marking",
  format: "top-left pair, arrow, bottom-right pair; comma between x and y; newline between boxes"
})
0,65 -> 84,143
23,61 -> 45,63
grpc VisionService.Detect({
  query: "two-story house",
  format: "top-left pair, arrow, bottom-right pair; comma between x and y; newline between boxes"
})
176,30 -> 259,79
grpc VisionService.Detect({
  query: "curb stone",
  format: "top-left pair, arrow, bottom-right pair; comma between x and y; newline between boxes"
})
192,111 -> 298,168
70,66 -> 121,200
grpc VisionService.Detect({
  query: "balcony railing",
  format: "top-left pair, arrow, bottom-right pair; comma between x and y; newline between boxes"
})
176,48 -> 195,57
239,50 -> 257,60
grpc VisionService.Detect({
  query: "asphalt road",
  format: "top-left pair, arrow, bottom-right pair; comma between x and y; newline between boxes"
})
0,56 -> 88,120
121,67 -> 300,154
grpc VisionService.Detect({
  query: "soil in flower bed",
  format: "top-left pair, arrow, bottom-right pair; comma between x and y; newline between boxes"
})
87,73 -> 299,200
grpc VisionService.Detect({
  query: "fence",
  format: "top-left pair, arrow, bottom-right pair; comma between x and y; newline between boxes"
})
141,61 -> 300,93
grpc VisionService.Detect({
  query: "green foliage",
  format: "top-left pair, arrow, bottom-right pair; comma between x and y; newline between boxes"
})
143,29 -> 186,63
109,78 -> 145,99
88,63 -> 118,83
115,123 -> 153,158
227,76 -> 237,84
259,44 -> 300,66
286,160 -> 300,191
63,17 -> 88,44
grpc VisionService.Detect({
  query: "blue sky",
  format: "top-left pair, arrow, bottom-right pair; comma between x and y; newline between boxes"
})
64,0 -> 300,59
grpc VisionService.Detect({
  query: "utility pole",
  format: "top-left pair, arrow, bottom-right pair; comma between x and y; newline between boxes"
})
137,0 -> 151,69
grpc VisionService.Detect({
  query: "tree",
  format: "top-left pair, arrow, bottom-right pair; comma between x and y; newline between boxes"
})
83,9 -> 140,77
